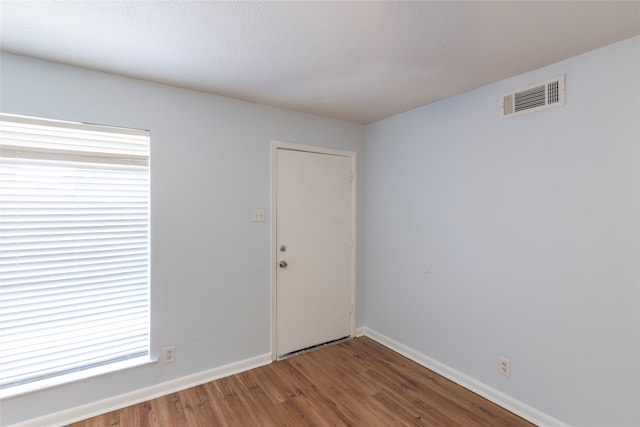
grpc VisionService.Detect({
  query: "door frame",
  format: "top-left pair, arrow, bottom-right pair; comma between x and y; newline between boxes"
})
270,140 -> 356,360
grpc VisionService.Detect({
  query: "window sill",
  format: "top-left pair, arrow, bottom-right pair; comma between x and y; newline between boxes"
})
0,356 -> 156,400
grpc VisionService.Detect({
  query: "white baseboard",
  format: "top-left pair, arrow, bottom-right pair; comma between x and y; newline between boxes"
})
355,326 -> 366,337
361,327 -> 570,427
7,353 -> 272,427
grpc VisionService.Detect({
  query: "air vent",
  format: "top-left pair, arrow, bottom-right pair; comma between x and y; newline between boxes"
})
501,75 -> 565,118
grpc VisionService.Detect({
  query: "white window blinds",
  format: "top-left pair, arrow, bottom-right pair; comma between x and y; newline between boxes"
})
0,114 -> 150,391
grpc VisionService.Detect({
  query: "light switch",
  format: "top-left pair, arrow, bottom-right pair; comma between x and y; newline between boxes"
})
252,209 -> 265,222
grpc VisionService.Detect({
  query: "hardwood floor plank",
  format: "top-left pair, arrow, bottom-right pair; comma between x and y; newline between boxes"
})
247,362 -> 297,404
202,378 -> 253,426
292,349 -> 383,426
178,385 -> 221,427
115,402 -> 151,427
150,392 -> 189,427
66,337 -> 535,427
360,340 -> 524,426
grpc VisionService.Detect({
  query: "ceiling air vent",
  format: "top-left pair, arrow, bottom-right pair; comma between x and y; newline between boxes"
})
500,75 -> 565,118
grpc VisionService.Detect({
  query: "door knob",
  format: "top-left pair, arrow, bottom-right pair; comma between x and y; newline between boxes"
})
279,260 -> 288,268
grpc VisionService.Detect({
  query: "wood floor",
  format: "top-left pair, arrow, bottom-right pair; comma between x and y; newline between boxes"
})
67,337 -> 535,427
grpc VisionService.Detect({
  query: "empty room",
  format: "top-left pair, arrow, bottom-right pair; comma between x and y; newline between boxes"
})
0,2 -> 638,426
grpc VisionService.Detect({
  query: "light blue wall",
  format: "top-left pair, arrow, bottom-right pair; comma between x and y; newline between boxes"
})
364,36 -> 639,426
0,52 -> 365,425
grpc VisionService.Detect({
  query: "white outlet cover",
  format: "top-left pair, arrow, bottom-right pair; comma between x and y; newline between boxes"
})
499,357 -> 511,377
163,346 -> 176,364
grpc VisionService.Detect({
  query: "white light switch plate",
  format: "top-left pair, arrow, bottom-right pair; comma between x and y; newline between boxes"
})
252,209 -> 265,222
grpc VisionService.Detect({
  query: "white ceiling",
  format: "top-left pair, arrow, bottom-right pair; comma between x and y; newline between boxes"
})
1,1 -> 639,124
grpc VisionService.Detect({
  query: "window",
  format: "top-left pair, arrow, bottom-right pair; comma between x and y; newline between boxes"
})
0,114 -> 150,393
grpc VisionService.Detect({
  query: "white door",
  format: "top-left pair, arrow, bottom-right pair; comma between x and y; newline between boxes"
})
275,148 -> 353,357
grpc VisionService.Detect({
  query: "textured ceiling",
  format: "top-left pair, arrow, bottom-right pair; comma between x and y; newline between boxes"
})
1,1 -> 639,124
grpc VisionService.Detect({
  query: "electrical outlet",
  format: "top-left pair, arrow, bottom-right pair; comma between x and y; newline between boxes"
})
163,346 -> 176,364
499,357 -> 511,377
